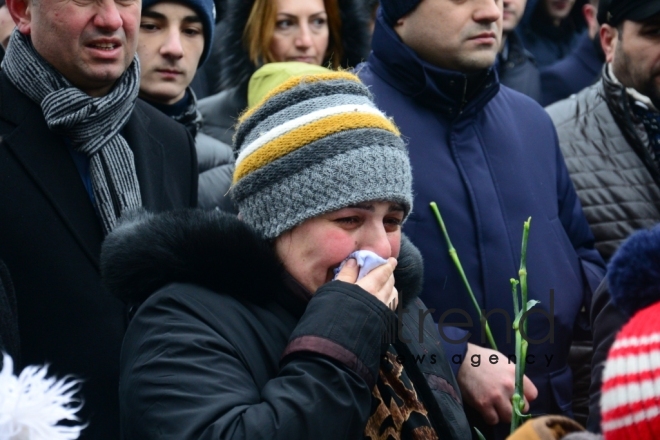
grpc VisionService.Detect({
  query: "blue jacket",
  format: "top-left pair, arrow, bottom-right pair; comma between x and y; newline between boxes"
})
358,13 -> 605,429
540,33 -> 604,106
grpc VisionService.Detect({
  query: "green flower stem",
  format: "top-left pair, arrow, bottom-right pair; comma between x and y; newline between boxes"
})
519,218 -> 531,334
511,218 -> 533,434
430,202 -> 497,351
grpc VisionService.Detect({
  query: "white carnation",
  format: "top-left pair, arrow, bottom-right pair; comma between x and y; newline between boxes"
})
0,354 -> 85,440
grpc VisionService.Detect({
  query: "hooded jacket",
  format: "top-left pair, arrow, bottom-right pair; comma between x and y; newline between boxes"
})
357,12 -> 605,437
144,88 -> 235,211
198,0 -> 372,145
101,209 -> 472,439
546,66 -> 660,263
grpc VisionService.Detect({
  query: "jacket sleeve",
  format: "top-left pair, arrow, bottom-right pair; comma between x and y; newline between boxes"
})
586,279 -> 628,432
554,131 -> 606,310
119,281 -> 391,440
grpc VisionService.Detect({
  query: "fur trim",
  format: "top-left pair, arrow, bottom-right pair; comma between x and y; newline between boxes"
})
608,226 -> 660,317
218,0 -> 372,90
0,354 -> 85,440
101,209 -> 424,307
101,209 -> 284,305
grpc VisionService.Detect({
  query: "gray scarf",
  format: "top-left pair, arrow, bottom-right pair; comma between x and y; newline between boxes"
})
2,30 -> 142,234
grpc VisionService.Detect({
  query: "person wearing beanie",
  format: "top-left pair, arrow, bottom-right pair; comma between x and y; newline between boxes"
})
101,68 -> 473,439
358,1 -> 605,439
597,224 -> 660,439
137,0 -> 235,210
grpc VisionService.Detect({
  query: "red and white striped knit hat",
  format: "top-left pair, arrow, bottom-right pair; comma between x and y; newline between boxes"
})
600,301 -> 660,439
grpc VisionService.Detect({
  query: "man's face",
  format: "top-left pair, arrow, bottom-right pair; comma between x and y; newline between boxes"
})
610,15 -> 660,107
137,1 -> 204,105
19,0 -> 140,97
502,0 -> 527,33
542,0 -> 576,23
394,0 -> 503,73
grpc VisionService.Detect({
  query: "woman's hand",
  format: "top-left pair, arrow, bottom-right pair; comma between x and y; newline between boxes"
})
335,258 -> 399,310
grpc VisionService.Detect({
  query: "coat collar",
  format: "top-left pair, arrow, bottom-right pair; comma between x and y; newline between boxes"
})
0,73 -> 104,268
0,75 -> 170,269
367,11 -> 499,119
101,209 -> 425,312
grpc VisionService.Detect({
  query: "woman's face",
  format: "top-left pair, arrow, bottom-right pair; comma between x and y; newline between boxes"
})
270,0 -> 329,65
274,201 -> 404,293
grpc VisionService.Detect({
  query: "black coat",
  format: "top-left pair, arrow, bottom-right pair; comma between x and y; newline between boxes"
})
497,32 -> 542,103
101,210 -> 473,439
0,259 -> 19,368
0,72 -> 198,439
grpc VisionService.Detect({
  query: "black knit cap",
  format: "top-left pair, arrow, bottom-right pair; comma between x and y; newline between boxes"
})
379,0 -> 422,26
598,0 -> 660,26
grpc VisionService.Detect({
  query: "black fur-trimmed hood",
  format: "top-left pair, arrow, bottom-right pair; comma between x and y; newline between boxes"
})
101,209 -> 424,307
217,0 -> 372,90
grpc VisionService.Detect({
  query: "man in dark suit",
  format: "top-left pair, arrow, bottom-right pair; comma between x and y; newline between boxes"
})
0,0 -> 197,436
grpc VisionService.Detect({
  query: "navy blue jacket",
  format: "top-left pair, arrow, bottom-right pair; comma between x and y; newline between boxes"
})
358,13 -> 605,431
540,33 -> 604,106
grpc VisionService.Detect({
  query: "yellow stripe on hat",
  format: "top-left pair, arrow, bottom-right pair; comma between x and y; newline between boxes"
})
233,112 -> 400,183
238,71 -> 362,124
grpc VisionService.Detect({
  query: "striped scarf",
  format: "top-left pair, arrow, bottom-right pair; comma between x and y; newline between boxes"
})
2,30 -> 142,234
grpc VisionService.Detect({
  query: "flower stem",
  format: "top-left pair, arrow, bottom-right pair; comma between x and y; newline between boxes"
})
430,202 -> 497,351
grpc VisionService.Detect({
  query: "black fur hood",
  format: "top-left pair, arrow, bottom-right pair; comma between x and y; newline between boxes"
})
101,209 -> 424,307
216,0 -> 372,90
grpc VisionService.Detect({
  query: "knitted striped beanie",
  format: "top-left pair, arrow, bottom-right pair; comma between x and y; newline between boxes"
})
600,225 -> 660,439
600,302 -> 660,439
231,69 -> 413,239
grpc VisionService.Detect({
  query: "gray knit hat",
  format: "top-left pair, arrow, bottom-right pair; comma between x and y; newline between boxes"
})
230,67 -> 413,239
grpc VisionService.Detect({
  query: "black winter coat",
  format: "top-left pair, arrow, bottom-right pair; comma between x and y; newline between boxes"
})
0,72 -> 198,439
101,210 -> 472,439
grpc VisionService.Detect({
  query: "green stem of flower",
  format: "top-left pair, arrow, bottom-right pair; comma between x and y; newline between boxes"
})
430,202 -> 497,351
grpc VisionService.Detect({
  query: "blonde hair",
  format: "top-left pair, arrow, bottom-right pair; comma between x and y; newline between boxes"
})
243,0 -> 344,69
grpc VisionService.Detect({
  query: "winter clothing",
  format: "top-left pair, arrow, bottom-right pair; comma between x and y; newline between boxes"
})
3,30 -> 143,234
0,260 -> 18,368
142,0 -> 215,65
246,62 -> 331,108
357,11 -> 605,438
0,39 -> 197,438
520,0 -> 586,68
379,0 -> 421,26
198,0 -> 371,144
143,88 -> 235,210
546,66 -> 660,263
597,0 -> 660,26
599,225 -> 660,439
102,209 -> 472,439
540,33 -> 603,106
497,31 -> 542,103
232,71 -> 412,238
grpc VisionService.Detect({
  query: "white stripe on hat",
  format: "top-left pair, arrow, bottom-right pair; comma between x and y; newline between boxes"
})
600,375 -> 660,411
611,333 -> 660,350
235,104 -> 386,167
601,404 -> 660,431
602,349 -> 660,382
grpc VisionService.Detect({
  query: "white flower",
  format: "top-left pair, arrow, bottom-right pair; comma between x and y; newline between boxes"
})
0,354 -> 85,440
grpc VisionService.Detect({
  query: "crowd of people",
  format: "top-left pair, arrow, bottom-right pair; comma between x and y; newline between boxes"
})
0,0 -> 659,438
